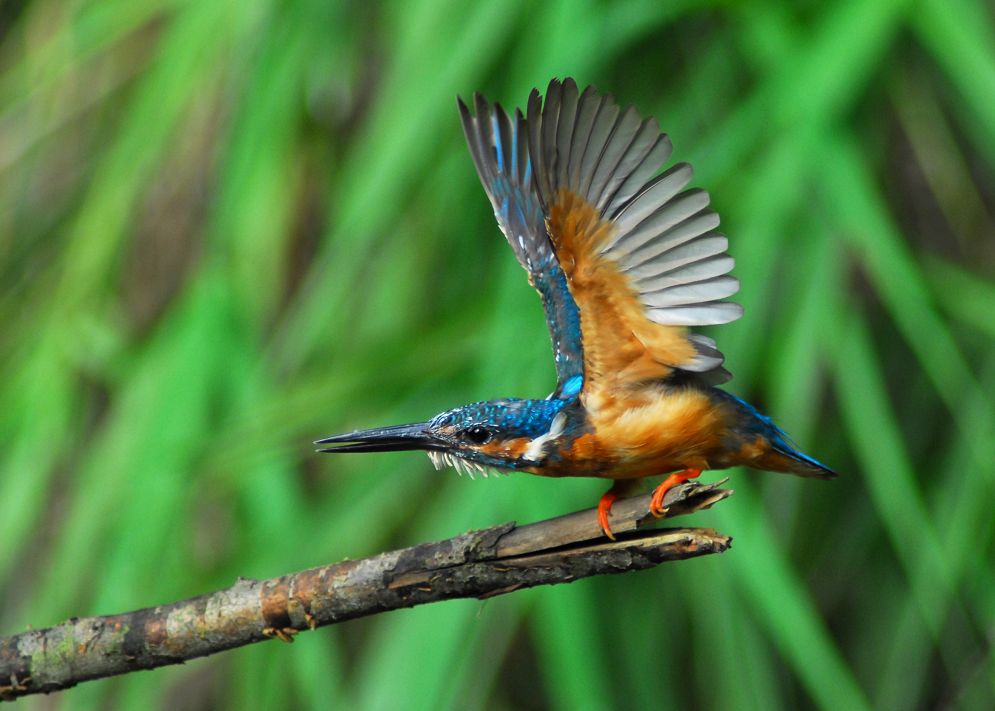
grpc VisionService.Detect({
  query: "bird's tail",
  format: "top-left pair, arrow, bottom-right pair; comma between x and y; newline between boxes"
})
759,439 -> 838,479
722,392 -> 838,479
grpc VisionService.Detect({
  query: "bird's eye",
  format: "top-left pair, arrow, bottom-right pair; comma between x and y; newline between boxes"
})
463,426 -> 493,445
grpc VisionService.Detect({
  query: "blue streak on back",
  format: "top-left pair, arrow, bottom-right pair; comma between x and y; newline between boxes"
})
561,374 -> 583,397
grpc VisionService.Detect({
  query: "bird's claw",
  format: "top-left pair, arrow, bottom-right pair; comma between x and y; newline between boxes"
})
648,468 -> 703,520
597,490 -> 618,540
648,499 -> 669,519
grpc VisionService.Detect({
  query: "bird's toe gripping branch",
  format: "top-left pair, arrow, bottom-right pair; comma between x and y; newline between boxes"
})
649,469 -> 703,518
597,471 -> 709,539
596,480 -> 646,539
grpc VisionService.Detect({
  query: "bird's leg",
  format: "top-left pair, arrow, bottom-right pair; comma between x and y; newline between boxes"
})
597,489 -> 619,541
597,480 -> 641,540
649,468 -> 702,518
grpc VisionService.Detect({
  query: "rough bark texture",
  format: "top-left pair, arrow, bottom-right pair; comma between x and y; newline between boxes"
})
0,481 -> 731,701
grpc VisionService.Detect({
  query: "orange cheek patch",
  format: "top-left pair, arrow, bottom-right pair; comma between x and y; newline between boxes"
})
478,437 -> 531,459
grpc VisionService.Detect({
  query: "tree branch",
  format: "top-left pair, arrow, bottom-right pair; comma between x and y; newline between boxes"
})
0,481 -> 732,701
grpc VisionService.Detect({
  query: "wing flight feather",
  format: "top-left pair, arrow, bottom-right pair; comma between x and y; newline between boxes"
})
458,94 -> 585,397
459,78 -> 742,399
526,78 -> 743,391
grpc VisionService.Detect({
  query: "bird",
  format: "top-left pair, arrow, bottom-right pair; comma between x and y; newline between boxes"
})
317,78 -> 836,539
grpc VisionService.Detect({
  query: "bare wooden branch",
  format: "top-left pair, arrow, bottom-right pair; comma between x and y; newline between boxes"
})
0,481 -> 731,701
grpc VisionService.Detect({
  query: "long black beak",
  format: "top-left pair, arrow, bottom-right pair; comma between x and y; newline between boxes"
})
315,422 -> 443,453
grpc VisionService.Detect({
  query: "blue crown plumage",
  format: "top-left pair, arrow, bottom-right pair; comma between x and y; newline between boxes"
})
431,398 -> 566,437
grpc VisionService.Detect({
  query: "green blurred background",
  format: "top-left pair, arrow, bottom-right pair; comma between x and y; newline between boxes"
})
2,0 -> 994,708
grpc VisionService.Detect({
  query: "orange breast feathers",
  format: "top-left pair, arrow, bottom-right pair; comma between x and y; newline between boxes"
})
541,387 -> 729,479
547,190 -> 699,391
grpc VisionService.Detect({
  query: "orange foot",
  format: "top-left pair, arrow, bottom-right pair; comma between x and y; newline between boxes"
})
649,469 -> 702,518
597,489 -> 619,541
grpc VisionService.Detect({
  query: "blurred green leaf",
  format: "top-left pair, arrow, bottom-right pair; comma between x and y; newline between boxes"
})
3,0 -> 994,708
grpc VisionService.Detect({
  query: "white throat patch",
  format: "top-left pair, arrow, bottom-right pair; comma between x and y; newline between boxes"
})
524,412 -> 566,462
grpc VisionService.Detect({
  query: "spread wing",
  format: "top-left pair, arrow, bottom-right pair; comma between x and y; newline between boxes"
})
526,78 -> 742,393
458,94 -> 585,398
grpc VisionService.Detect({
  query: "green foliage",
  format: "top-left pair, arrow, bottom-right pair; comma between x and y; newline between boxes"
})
2,0 -> 994,707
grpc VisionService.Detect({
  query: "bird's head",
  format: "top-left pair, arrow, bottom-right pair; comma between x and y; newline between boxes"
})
316,398 -> 568,475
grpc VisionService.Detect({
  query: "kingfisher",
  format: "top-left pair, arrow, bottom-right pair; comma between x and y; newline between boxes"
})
317,78 -> 835,539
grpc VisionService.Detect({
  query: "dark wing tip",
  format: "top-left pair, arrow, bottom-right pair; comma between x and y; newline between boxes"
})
473,91 -> 490,121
